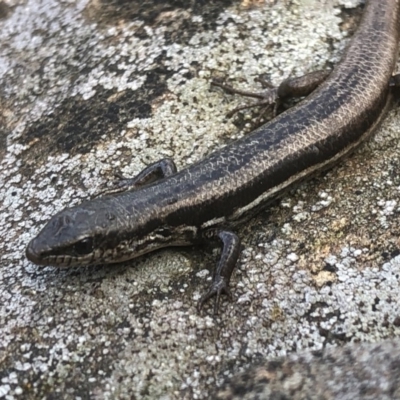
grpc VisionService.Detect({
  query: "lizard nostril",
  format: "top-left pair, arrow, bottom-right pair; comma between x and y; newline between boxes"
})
26,239 -> 41,264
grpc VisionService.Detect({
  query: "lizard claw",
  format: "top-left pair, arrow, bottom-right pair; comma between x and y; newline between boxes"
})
197,276 -> 233,315
211,78 -> 279,121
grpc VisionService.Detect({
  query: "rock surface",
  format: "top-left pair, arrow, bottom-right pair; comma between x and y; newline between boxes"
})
217,339 -> 400,400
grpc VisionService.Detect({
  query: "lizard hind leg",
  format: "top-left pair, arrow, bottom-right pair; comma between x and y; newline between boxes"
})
212,69 -> 330,123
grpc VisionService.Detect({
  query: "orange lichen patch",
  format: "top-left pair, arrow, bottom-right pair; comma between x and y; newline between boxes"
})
313,270 -> 337,287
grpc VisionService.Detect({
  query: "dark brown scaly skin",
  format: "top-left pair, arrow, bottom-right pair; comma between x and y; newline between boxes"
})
26,0 -> 400,313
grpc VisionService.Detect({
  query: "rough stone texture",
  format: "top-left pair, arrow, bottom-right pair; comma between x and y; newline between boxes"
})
2,0 -> 400,399
216,339 -> 400,400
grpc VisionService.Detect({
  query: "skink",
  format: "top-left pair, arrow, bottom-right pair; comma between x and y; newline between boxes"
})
26,0 -> 400,313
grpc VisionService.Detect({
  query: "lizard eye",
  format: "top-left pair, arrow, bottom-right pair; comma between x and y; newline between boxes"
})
73,238 -> 94,255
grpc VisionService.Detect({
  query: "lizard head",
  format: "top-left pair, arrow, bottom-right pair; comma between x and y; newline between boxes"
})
26,199 -> 119,267
25,194 -> 153,267
25,193 -> 194,267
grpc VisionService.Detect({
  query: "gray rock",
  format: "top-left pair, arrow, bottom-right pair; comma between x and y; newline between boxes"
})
217,339 -> 400,400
